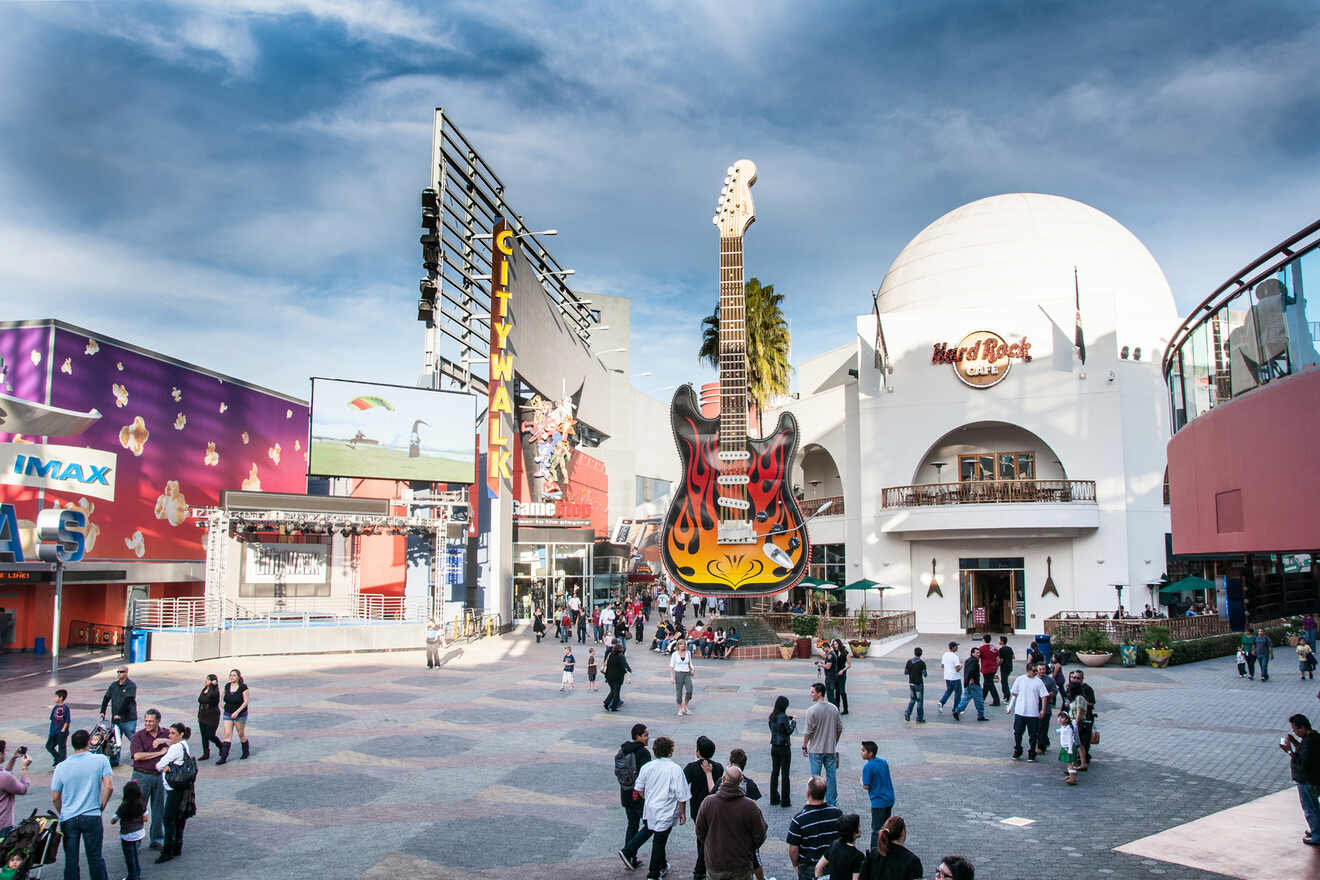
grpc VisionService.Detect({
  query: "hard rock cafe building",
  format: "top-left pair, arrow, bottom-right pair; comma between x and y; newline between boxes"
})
772,194 -> 1178,633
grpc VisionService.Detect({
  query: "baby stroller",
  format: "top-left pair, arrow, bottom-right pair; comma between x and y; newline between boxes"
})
87,720 -> 119,763
0,810 -> 62,879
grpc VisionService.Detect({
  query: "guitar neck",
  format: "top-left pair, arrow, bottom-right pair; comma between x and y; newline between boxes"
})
719,235 -> 747,449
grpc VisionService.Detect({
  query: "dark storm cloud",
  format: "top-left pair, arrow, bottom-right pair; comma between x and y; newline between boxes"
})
0,0 -> 1315,399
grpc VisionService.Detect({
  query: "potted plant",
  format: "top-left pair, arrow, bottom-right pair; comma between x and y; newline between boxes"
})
1142,626 -> 1174,667
853,607 -> 871,640
779,639 -> 795,660
848,638 -> 871,658
791,615 -> 818,659
1118,633 -> 1139,668
1073,627 -> 1117,667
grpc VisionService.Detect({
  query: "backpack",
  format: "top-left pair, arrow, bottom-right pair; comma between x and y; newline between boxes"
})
614,747 -> 639,789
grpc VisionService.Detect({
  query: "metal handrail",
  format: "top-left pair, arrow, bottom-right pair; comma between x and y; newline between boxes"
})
881,479 -> 1097,508
1162,218 -> 1320,376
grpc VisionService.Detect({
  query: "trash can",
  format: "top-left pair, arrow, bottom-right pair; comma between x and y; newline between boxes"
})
1034,633 -> 1052,667
127,629 -> 150,663
33,636 -> 46,655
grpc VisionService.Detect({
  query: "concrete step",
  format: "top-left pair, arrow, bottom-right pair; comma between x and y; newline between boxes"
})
707,615 -> 780,646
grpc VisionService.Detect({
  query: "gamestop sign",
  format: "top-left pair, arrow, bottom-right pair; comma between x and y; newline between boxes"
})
0,441 -> 117,502
513,499 -> 592,524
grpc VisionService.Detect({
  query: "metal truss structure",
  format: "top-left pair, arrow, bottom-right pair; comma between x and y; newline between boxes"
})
419,108 -> 599,395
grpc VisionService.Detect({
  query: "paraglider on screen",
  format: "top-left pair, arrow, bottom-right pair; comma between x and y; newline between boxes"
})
308,378 -> 477,483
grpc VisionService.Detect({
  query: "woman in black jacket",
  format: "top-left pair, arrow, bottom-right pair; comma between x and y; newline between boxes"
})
864,815 -> 922,880
196,674 -> 223,760
768,695 -> 796,807
602,641 -> 632,711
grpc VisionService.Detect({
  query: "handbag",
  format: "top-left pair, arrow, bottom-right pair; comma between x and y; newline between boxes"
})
165,746 -> 198,788
1090,729 -> 1100,746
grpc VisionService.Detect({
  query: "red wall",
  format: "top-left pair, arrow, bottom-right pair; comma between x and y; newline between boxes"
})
350,479 -> 407,597
1,580 -> 201,652
1168,368 -> 1320,554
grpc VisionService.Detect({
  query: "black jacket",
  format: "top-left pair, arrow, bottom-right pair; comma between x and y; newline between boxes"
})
197,684 -> 221,727
864,842 -> 923,880
963,660 -> 981,688
100,679 -> 137,721
618,740 -> 652,807
1293,731 -> 1320,785
769,711 -> 797,747
604,648 -> 631,683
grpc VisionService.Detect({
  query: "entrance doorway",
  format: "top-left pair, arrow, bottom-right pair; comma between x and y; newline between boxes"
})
959,557 -> 1026,633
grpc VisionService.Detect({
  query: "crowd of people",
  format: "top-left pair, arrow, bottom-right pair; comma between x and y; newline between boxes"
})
611,699 -> 975,880
0,663 -> 256,880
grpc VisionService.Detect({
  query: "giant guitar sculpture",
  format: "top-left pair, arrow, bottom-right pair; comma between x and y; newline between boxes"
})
661,160 -> 809,597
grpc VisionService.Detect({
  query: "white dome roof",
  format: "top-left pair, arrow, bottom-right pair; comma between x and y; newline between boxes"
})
876,194 -> 1176,340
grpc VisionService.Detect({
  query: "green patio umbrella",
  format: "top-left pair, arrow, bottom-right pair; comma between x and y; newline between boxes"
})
842,578 -> 895,612
1158,575 -> 1215,599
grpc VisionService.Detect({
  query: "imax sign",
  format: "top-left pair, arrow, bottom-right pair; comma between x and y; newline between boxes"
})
0,441 -> 117,501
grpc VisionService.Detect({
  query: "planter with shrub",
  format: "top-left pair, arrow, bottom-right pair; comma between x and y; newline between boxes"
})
791,615 -> 819,659
1072,627 -> 1118,668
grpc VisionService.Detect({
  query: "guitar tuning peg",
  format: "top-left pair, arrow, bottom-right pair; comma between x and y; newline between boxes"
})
712,214 -> 720,224
727,166 -> 735,175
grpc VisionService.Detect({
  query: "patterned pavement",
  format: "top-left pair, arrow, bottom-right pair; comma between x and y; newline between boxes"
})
0,629 -> 1313,879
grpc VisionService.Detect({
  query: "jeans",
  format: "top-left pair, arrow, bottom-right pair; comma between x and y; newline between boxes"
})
796,862 -> 817,880
1245,652 -> 1256,677
622,821 -> 672,879
1000,661 -> 1013,698
1300,783 -> 1320,843
578,619 -> 587,643
905,683 -> 925,721
110,720 -> 136,767
162,787 -> 187,856
1012,715 -> 1041,756
939,678 -> 962,708
60,813 -> 108,880
825,677 -> 839,707
835,675 -> 849,713
560,625 -> 571,643
770,745 -> 792,804
624,799 -> 644,846
984,673 -> 1001,705
131,771 -> 165,846
1307,629 -> 1317,654
46,731 -> 68,765
809,751 -> 838,805
955,683 -> 985,718
1260,653 -> 1271,680
605,679 -> 623,710
121,839 -> 141,880
869,805 -> 893,851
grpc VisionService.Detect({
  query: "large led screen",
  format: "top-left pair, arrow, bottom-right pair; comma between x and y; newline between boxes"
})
309,378 -> 476,483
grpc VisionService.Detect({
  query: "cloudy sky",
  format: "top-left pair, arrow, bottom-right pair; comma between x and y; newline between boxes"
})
1,1 -> 1317,405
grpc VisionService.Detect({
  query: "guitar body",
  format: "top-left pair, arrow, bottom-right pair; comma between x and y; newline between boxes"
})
661,384 -> 809,596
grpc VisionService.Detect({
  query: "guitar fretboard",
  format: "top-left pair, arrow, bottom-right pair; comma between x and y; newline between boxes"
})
719,235 -> 747,522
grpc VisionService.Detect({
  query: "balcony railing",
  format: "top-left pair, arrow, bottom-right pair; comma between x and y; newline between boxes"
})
760,610 -> 916,641
882,479 -> 1097,509
1163,219 -> 1320,432
800,495 -> 843,517
1042,612 -> 1231,642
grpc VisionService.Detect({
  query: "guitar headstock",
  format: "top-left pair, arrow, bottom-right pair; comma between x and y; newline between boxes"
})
713,159 -> 757,239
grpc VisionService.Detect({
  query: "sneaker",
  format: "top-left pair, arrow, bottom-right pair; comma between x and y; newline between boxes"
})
659,866 -> 669,878
952,710 -> 961,721
977,716 -> 989,721
916,718 -> 926,724
938,705 -> 944,714
677,709 -> 684,716
1012,750 -> 1023,760
1027,754 -> 1037,762
619,850 -> 638,870
903,714 -> 910,722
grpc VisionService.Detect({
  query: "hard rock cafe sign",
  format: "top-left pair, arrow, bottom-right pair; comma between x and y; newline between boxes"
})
931,330 -> 1032,389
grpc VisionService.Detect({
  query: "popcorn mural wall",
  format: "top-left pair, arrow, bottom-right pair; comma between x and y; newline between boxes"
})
0,323 -> 309,562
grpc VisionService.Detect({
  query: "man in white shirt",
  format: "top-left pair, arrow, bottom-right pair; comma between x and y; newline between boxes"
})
657,591 -> 670,618
938,641 -> 963,713
1007,663 -> 1051,761
670,639 -> 695,716
619,735 -> 688,879
600,603 -> 617,633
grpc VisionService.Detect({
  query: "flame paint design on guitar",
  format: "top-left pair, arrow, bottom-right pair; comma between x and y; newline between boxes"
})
661,383 -> 807,595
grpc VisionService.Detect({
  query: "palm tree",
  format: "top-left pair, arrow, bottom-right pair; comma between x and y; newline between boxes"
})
698,276 -> 792,435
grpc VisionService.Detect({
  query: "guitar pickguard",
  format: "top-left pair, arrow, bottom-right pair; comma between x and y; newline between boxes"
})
660,384 -> 809,596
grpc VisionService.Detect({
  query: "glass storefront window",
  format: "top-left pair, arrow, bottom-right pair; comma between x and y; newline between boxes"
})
513,541 -> 594,620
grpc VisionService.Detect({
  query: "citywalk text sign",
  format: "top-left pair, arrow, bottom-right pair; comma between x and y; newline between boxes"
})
931,330 -> 1032,389
487,220 -> 515,497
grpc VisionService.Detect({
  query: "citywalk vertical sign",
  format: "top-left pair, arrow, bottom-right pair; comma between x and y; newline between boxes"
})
486,220 -> 515,498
